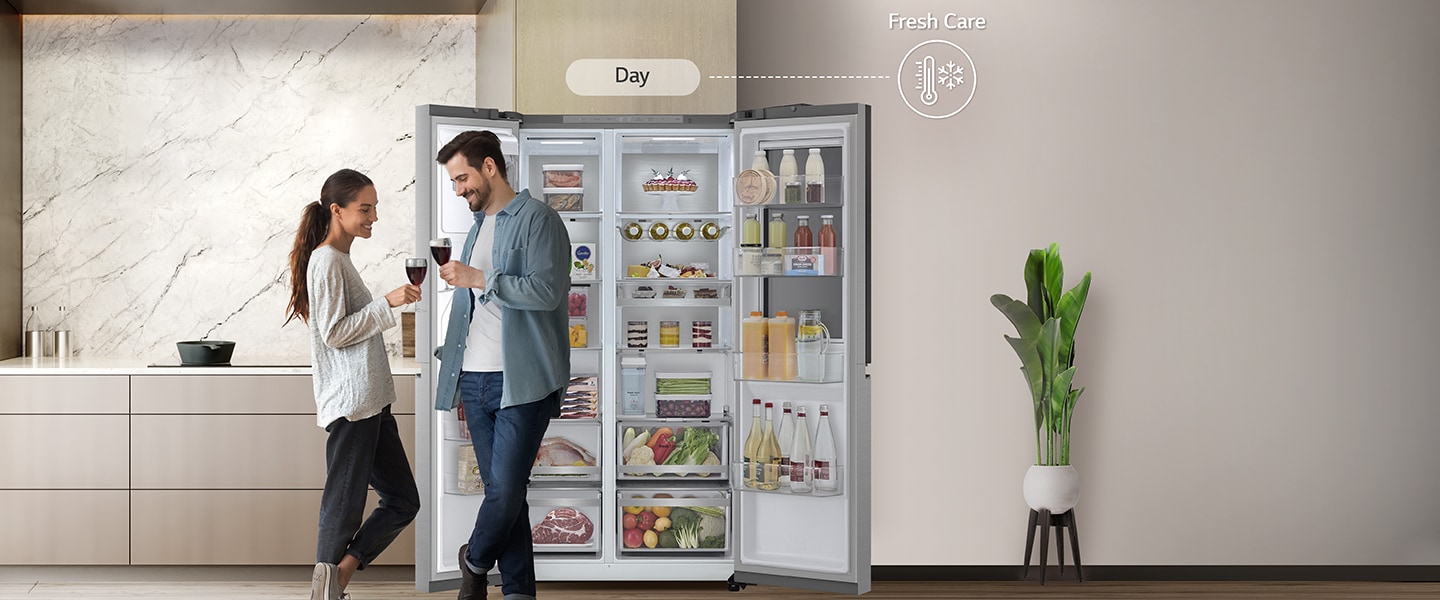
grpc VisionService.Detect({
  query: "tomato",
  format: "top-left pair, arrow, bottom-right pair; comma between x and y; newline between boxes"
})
623,512 -> 638,530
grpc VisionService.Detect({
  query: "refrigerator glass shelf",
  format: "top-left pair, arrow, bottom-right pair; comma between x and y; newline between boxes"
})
616,297 -> 730,308
443,489 -> 484,497
733,174 -> 846,207
618,212 -> 731,220
618,346 -> 734,354
730,464 -> 845,498
558,212 -> 603,220
533,541 -> 600,554
735,247 -> 841,277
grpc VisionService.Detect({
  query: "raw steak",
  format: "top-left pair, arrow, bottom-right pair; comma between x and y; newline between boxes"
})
531,508 -> 594,544
534,437 -> 596,466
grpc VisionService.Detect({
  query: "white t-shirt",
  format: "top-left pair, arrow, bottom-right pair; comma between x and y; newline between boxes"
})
462,216 -> 504,372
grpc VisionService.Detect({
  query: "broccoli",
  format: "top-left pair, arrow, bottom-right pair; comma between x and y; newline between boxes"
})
699,534 -> 726,549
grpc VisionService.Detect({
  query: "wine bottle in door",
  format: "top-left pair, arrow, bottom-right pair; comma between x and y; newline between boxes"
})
813,404 -> 839,492
777,402 -> 795,485
789,405 -> 812,493
742,398 -> 763,488
757,401 -> 781,490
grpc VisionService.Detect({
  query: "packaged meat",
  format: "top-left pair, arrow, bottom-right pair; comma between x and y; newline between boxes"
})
542,164 -> 584,188
532,507 -> 595,545
543,187 -> 584,212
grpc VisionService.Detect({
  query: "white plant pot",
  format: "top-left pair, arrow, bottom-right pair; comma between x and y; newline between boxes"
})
1023,465 -> 1080,513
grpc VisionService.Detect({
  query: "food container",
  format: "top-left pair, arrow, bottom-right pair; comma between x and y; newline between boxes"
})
655,371 -> 712,395
690,320 -> 713,349
658,321 -> 680,348
655,394 -> 712,418
543,187 -> 584,212
618,422 -> 728,480
760,248 -> 784,275
456,443 -> 484,494
530,489 -> 602,553
626,321 -> 649,348
542,164 -> 584,188
568,317 -> 588,348
567,287 -> 588,318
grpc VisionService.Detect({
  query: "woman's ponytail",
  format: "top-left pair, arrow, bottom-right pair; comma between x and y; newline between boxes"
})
284,200 -> 331,326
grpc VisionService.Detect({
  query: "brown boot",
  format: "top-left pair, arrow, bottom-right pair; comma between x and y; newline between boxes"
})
457,544 -> 486,600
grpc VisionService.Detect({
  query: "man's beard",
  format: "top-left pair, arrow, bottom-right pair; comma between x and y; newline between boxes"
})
466,178 -> 491,212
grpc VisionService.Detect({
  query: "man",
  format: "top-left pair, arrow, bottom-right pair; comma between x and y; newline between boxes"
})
434,130 -> 571,600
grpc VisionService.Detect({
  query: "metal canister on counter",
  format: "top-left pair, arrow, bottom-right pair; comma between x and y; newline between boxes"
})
658,321 -> 680,348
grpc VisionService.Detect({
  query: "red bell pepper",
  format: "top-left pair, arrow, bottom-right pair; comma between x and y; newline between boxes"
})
652,431 -> 678,464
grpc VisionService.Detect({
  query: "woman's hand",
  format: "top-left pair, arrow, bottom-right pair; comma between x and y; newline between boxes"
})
385,284 -> 422,308
439,261 -> 487,290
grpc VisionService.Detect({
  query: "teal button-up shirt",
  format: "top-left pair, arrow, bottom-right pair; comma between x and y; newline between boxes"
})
434,189 -> 572,411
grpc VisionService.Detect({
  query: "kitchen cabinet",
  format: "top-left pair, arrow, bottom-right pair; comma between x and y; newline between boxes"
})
0,490 -> 129,565
0,362 -> 420,565
131,489 -> 414,565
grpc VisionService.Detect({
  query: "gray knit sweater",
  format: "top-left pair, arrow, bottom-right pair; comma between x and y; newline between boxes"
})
307,245 -> 397,428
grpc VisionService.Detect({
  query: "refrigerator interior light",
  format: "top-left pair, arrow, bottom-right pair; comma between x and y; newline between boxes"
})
650,137 -> 697,141
538,140 -> 586,145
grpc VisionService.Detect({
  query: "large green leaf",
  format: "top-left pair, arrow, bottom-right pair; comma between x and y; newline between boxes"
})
1034,318 -> 1061,435
1024,249 -> 1047,321
1050,366 -> 1077,433
1043,243 -> 1064,320
992,295 -> 1041,341
1055,272 -> 1092,369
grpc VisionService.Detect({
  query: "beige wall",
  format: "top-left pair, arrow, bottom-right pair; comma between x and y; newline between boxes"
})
0,3 -> 18,360
475,0 -> 516,110
515,0 -> 735,114
739,0 -> 1440,565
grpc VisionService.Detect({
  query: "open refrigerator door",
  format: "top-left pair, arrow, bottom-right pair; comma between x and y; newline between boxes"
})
729,105 -> 872,595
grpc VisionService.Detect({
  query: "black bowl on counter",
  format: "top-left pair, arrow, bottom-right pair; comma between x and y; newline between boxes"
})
176,340 -> 236,365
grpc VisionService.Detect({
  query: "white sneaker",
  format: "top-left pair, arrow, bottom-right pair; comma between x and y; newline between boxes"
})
311,562 -> 341,600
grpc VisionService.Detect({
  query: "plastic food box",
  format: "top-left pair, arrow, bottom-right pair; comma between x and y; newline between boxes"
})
543,187 -> 584,212
542,164 -> 584,188
654,371 -> 712,395
655,394 -> 712,418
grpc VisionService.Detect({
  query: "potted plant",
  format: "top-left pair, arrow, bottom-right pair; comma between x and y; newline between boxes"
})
991,243 -> 1092,513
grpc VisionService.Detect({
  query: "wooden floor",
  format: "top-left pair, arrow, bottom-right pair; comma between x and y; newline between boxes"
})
2,580 -> 1439,599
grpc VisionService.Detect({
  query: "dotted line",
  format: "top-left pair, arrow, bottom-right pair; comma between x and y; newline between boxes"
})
709,75 -> 891,79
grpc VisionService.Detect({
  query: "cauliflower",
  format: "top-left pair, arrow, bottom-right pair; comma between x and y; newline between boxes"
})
625,445 -> 655,465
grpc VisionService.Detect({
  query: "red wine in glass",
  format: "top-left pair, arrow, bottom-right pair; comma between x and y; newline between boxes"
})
430,238 -> 452,265
405,258 -> 427,285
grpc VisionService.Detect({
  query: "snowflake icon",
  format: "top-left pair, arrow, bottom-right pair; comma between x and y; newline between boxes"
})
937,61 -> 965,90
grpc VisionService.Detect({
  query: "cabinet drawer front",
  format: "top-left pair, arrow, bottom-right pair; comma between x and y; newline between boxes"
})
131,490 -> 414,565
0,490 -> 128,564
131,414 -> 415,489
0,376 -> 128,414
392,374 -> 417,414
0,415 -> 129,489
131,375 -> 314,414
131,415 -> 326,489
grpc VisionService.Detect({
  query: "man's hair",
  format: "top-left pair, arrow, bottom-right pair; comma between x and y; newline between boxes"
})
436,130 -> 508,180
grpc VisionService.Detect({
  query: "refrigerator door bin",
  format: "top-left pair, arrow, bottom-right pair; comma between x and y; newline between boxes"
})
618,488 -> 731,554
618,420 -> 728,479
529,488 -> 603,554
731,463 -> 844,498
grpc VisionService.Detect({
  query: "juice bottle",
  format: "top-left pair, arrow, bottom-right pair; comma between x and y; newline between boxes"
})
742,311 -> 768,379
779,149 -> 801,204
804,148 -> 825,203
767,311 -> 797,381
793,215 -> 813,248
819,215 -> 838,275
768,213 -> 786,249
742,212 -> 761,246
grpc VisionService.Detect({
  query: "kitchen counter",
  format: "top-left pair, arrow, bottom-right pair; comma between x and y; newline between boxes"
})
0,355 -> 424,375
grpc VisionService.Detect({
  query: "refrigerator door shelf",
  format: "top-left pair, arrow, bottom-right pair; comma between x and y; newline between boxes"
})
730,463 -> 845,498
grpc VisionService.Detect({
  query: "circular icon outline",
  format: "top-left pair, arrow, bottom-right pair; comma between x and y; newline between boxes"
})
898,39 -> 977,119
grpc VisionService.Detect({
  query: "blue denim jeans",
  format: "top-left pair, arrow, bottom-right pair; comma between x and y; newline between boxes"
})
317,405 -> 420,568
459,371 -> 561,598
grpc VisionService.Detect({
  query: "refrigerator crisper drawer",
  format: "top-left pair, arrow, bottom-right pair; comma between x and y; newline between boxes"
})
532,420 -> 603,481
618,420 -> 728,479
529,488 -> 603,554
618,489 -> 730,554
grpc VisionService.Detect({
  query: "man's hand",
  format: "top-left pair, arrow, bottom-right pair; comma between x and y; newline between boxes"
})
440,260 -> 487,290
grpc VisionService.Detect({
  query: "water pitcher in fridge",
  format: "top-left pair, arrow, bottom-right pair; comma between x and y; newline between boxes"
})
796,309 -> 830,382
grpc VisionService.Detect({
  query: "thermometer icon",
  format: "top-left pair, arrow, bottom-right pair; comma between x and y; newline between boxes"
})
919,56 -> 938,106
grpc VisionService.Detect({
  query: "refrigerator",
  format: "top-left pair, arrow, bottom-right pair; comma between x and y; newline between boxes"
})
411,103 -> 871,595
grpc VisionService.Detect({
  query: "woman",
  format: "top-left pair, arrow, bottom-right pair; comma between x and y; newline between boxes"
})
285,168 -> 421,600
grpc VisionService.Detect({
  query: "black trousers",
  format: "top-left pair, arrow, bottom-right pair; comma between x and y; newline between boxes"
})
317,405 -> 420,568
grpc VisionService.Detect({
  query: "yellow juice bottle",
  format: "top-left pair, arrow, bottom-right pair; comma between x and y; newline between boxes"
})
742,311 -> 768,379
768,311 -> 796,381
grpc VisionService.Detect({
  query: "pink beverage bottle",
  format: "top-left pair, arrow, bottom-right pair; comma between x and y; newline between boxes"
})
818,215 -> 837,275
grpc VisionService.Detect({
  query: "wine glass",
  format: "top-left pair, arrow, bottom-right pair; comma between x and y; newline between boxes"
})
404,258 -> 426,311
430,238 -> 453,291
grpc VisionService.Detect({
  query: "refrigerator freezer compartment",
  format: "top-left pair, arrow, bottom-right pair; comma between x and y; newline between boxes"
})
529,488 -> 602,553
533,421 -> 602,481
618,488 -> 730,553
618,421 -> 728,480
731,463 -> 844,497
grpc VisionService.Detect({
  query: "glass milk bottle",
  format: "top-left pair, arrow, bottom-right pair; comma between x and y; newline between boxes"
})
779,149 -> 801,204
804,148 -> 825,203
796,309 -> 830,382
